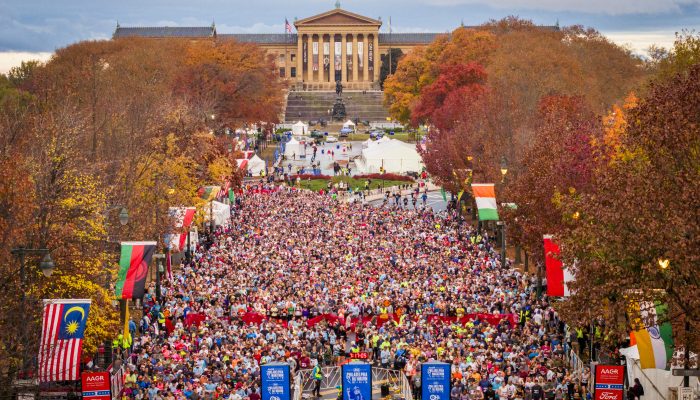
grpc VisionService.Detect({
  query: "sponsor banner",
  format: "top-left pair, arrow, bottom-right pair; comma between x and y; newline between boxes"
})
358,42 -> 364,69
82,372 -> 111,400
261,363 -> 291,400
312,41 -> 319,72
335,42 -> 342,71
422,362 -> 451,400
594,365 -> 625,400
368,43 -> 374,71
342,363 -> 372,400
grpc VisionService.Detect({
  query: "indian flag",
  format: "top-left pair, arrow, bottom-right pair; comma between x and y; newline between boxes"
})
629,301 -> 674,369
472,184 -> 499,221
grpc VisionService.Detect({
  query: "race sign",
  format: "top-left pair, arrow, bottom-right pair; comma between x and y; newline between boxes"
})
261,363 -> 291,400
342,362 -> 372,400
594,365 -> 625,400
82,372 -> 111,400
422,362 -> 451,400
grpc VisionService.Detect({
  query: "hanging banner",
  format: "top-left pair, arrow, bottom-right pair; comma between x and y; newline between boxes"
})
335,42 -> 342,71
302,41 -> 308,69
82,372 -> 111,400
323,42 -> 330,70
422,362 -> 451,400
261,363 -> 291,400
368,42 -> 374,71
342,363 -> 372,400
358,42 -> 364,69
312,41 -> 319,72
346,42 -> 353,76
594,365 -> 624,400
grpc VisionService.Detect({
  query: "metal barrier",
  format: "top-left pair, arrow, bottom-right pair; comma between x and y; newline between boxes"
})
294,366 -> 413,400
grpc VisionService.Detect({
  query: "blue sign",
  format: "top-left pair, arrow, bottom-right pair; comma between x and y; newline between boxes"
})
422,362 -> 451,400
261,363 -> 290,400
342,362 -> 372,400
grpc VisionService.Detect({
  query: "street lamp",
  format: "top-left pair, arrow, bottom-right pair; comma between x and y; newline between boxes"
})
658,258 -> 670,270
500,156 -> 508,182
118,207 -> 129,226
10,247 -> 55,375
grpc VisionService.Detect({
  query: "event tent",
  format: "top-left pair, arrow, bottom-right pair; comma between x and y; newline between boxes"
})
284,137 -> 304,159
342,119 -> 356,131
357,138 -> 424,174
205,201 -> 231,228
246,155 -> 266,176
291,121 -> 309,136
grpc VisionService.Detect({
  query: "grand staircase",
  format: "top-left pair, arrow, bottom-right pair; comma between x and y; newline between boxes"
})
284,91 -> 389,123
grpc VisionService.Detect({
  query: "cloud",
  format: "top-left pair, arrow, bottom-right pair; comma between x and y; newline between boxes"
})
602,30 -> 678,54
0,51 -> 53,74
424,0 -> 700,15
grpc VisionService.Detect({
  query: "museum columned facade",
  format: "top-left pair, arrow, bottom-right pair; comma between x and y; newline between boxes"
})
113,7 -> 445,90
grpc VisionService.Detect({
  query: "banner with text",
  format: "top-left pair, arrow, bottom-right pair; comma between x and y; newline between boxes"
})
594,365 -> 625,400
82,372 -> 111,400
302,41 -> 308,70
312,42 -> 319,72
346,42 -> 353,76
342,363 -> 372,400
335,42 -> 342,71
261,363 -> 291,400
368,42 -> 374,71
358,42 -> 364,69
323,42 -> 330,70
422,362 -> 451,400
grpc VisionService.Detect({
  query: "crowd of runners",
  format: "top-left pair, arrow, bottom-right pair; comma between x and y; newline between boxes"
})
117,184 -> 592,400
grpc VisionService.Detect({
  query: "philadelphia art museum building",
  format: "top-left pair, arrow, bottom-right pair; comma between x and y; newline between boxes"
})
113,5 -> 445,90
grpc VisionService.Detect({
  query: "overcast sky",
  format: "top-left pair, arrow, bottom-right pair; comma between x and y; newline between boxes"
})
1,0 -> 699,73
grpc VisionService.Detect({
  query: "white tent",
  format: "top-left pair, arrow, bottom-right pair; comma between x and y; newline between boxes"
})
342,119 -> 356,131
284,137 -> 304,159
205,201 -> 231,228
247,155 -> 266,176
292,121 -> 309,136
361,138 -> 374,149
357,138 -> 424,174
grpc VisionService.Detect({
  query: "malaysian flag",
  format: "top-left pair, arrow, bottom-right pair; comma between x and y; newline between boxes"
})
285,18 -> 293,34
38,299 -> 92,382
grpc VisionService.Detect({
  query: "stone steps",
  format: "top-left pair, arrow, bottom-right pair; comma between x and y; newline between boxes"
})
285,91 -> 389,123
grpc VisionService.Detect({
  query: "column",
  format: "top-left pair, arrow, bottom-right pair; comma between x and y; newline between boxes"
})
341,33 -> 347,84
297,35 -> 303,82
319,35 -> 325,83
306,34 -> 313,82
373,34 -> 380,82
362,34 -> 369,83
352,34 -> 359,82
329,33 -> 336,83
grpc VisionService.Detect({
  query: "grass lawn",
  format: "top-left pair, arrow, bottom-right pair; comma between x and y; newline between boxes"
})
298,176 -> 411,192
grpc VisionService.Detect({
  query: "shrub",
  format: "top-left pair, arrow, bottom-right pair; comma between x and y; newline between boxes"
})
354,173 -> 414,182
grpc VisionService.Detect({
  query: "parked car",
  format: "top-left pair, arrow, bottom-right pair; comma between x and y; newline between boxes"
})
326,136 -> 339,143
310,130 -> 324,139
369,130 -> 384,139
339,127 -> 353,137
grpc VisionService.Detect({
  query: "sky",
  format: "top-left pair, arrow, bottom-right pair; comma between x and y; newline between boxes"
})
0,0 -> 699,73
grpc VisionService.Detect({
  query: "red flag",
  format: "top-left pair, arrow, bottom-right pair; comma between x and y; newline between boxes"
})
544,235 -> 573,297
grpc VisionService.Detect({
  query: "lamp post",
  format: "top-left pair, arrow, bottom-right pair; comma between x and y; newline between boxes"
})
10,247 -> 55,375
496,221 -> 506,266
500,156 -> 508,182
153,254 -> 165,302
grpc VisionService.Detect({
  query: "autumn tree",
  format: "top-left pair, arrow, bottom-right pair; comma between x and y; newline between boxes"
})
557,64 -> 700,350
502,95 -> 600,267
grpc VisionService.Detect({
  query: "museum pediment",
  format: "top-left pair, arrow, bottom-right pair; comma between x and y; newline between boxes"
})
295,9 -> 382,27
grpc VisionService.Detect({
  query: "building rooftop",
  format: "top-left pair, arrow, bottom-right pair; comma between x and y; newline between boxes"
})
113,26 -> 216,39
219,34 -> 297,44
379,33 -> 447,44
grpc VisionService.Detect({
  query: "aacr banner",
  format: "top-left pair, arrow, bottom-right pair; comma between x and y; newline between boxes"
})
342,362 -> 372,400
82,372 -> 111,400
594,365 -> 624,400
261,363 -> 290,400
422,362 -> 451,400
